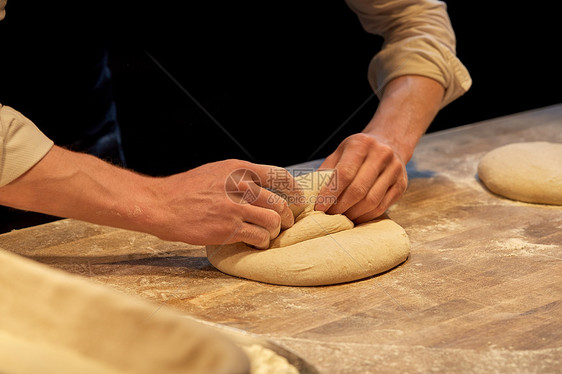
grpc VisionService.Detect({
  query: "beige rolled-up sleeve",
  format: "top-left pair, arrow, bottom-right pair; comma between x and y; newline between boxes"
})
345,0 -> 471,108
0,105 -> 54,187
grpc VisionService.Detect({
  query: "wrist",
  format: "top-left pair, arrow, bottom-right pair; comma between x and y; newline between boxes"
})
90,163 -> 165,236
362,75 -> 444,162
363,122 -> 414,164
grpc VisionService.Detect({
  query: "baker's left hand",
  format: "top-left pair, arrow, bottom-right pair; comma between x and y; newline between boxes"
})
314,133 -> 407,223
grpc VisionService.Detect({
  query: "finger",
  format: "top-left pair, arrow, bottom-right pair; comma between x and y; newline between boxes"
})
240,203 -> 281,240
250,188 -> 294,229
317,150 -> 341,170
336,152 -> 395,218
344,159 -> 406,220
353,181 -> 406,223
325,151 -> 385,215
313,152 -> 342,212
315,146 -> 368,212
232,222 -> 272,249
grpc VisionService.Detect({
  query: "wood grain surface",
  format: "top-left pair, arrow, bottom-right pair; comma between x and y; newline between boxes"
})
1,104 -> 562,373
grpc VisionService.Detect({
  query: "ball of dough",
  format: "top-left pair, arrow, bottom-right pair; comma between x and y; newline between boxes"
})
206,170 -> 410,286
206,218 -> 410,286
478,142 -> 562,205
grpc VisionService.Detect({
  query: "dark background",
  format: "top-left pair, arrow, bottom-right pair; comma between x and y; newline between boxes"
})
0,1 -> 560,230
109,1 -> 560,175
2,1 -> 560,175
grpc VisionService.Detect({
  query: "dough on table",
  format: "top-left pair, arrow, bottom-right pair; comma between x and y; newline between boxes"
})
207,170 -> 410,286
0,248 -> 249,374
242,344 -> 299,374
478,142 -> 562,205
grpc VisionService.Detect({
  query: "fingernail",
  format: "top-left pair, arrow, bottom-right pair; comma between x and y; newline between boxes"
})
255,240 -> 270,250
315,202 -> 327,212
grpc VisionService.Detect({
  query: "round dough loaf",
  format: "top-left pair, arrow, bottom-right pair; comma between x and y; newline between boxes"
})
478,142 -> 562,205
206,170 -> 410,286
206,218 -> 410,286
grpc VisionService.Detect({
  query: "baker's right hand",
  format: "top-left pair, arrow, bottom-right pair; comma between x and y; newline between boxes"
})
148,159 -> 302,249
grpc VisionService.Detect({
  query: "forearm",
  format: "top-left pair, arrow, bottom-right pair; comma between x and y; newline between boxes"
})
363,75 -> 444,162
0,146 -> 159,234
0,146 -> 302,247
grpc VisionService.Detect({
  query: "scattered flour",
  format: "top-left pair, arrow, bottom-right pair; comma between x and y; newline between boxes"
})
490,236 -> 560,259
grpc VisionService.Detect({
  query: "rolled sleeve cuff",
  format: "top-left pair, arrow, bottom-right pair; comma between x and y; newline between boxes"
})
0,105 -> 54,187
369,36 -> 472,109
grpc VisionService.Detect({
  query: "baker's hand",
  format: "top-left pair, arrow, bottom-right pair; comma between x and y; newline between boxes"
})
314,133 -> 408,223
150,159 -> 302,248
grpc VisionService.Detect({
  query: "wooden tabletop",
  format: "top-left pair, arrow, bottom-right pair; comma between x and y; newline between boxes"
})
2,104 -> 562,373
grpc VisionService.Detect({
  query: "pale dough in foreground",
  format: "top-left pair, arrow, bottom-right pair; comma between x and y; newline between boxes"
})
207,170 -> 410,286
478,142 -> 562,205
0,248 -> 249,374
242,344 -> 299,374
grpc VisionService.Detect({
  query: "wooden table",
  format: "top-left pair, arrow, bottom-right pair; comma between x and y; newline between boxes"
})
2,104 -> 562,373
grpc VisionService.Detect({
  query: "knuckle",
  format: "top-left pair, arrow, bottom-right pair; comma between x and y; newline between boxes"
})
224,221 -> 244,242
235,225 -> 269,248
279,197 -> 290,210
351,133 -> 377,147
365,190 -> 383,207
378,144 -> 396,161
262,209 -> 281,232
336,166 -> 355,185
235,226 -> 251,242
396,179 -> 408,194
347,183 -> 369,199
270,212 -> 282,229
269,193 -> 289,211
389,156 -> 404,169
223,199 -> 242,213
339,134 -> 373,158
224,158 -> 247,169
